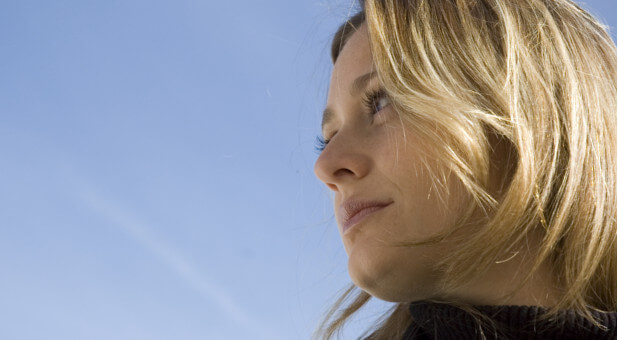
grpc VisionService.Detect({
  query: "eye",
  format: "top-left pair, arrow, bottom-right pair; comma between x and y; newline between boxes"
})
375,95 -> 391,112
362,88 -> 391,115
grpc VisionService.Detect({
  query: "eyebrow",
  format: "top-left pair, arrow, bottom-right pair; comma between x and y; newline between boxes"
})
321,70 -> 378,131
350,70 -> 377,96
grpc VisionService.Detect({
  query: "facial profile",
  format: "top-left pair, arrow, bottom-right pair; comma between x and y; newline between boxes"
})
314,24 -> 470,302
314,1 -> 616,338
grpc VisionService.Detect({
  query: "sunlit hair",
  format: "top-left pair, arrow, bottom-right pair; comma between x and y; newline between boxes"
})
315,0 -> 616,338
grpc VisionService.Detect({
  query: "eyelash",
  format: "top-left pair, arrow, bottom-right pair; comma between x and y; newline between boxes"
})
315,135 -> 328,153
315,88 -> 390,153
362,88 -> 389,115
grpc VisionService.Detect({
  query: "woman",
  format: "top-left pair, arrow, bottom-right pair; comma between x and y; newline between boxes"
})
313,0 -> 616,339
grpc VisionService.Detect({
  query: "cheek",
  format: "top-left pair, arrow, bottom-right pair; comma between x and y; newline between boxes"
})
344,131 -> 470,301
399,175 -> 468,240
385,132 -> 469,238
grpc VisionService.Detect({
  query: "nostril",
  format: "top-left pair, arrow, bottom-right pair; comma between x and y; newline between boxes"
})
334,168 -> 355,177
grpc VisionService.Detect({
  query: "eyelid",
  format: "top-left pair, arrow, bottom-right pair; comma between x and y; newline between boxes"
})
316,127 -> 337,152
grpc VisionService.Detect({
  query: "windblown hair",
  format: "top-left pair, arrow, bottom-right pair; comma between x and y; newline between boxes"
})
315,0 -> 616,339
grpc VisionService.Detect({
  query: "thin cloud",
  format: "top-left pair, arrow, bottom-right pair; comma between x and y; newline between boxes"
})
77,185 -> 282,340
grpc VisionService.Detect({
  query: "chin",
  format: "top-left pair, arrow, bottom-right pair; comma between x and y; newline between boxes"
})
347,249 -> 437,303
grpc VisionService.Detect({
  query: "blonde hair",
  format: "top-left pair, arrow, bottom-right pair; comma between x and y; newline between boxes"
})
315,0 -> 616,338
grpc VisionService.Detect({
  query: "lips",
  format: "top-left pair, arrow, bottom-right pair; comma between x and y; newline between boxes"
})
338,199 -> 393,233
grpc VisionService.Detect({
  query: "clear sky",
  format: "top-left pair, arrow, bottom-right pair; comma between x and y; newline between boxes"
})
0,1 -> 615,339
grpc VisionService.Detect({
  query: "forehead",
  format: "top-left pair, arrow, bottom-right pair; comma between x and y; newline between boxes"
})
328,24 -> 374,97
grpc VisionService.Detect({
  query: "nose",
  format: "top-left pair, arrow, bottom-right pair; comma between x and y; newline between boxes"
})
314,130 -> 371,192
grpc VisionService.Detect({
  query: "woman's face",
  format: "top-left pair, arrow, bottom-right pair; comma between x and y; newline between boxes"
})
314,25 -> 469,302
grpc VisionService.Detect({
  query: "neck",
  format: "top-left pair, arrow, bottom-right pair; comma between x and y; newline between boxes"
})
446,244 -> 561,307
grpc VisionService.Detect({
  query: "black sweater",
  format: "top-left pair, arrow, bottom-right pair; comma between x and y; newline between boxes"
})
403,302 -> 616,339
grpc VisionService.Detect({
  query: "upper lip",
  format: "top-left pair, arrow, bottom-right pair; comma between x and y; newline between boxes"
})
338,198 -> 393,229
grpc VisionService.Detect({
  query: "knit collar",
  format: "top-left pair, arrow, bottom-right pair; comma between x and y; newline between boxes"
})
404,301 -> 616,340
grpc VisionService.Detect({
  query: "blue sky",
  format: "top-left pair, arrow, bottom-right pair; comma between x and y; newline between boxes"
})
0,1 -> 614,339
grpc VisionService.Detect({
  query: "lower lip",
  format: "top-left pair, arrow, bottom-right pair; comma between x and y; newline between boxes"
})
342,204 -> 390,234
